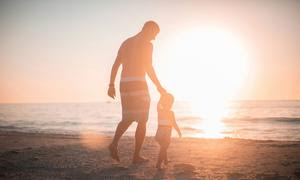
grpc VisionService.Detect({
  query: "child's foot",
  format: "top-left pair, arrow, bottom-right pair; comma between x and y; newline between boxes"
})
108,143 -> 120,162
163,159 -> 171,165
156,164 -> 163,170
132,156 -> 149,164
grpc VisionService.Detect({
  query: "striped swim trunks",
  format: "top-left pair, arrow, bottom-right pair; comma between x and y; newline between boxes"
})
120,77 -> 150,123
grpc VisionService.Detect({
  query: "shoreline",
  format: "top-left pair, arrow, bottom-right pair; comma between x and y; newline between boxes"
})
1,131 -> 300,179
1,130 -> 300,143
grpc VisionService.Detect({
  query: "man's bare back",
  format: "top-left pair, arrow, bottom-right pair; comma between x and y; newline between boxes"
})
118,35 -> 153,78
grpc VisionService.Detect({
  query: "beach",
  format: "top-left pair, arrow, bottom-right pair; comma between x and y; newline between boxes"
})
2,0 -> 300,179
1,131 -> 300,179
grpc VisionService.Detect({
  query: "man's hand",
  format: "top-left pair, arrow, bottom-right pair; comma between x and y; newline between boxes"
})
107,85 -> 116,99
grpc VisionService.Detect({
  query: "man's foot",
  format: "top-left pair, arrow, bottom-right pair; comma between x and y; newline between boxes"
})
108,143 -> 120,162
132,156 -> 149,164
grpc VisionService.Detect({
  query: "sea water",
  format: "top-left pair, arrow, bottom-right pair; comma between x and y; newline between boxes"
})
0,100 -> 300,141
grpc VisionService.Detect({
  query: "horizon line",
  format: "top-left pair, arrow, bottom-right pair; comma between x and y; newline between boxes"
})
1,99 -> 300,104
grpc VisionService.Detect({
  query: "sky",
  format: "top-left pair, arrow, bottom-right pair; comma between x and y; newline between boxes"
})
1,0 -> 300,103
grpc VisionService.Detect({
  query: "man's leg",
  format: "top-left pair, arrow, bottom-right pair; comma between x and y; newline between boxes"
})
109,118 -> 132,161
132,120 -> 147,163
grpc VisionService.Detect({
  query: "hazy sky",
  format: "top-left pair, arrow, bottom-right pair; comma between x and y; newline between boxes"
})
1,0 -> 300,103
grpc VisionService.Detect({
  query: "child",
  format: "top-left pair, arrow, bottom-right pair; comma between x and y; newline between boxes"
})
155,93 -> 181,169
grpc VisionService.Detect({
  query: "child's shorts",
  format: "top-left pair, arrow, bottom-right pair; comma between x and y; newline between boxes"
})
155,126 -> 172,146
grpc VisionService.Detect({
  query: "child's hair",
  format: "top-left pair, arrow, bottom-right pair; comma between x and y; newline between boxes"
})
158,93 -> 174,109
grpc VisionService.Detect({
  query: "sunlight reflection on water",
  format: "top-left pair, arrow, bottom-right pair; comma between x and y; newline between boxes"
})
189,100 -> 231,138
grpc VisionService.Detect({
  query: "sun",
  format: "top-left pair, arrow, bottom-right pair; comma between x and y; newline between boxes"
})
161,26 -> 250,138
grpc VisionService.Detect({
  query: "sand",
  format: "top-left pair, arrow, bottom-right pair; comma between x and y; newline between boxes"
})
0,131 -> 300,179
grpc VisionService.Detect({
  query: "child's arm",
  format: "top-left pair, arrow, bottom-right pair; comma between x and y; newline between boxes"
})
171,112 -> 182,137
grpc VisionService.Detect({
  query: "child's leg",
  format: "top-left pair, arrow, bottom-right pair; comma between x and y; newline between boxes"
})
163,150 -> 168,165
163,141 -> 170,165
157,144 -> 170,169
156,145 -> 165,169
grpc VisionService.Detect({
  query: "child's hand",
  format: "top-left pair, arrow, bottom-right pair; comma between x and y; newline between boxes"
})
178,131 -> 182,137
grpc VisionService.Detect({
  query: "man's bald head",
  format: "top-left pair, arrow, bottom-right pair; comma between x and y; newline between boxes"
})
142,21 -> 160,34
141,21 -> 160,41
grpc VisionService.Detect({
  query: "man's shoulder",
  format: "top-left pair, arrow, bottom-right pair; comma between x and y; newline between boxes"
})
123,36 -> 152,47
121,37 -> 132,47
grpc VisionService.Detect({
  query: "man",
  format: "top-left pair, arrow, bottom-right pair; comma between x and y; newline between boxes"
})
107,21 -> 166,163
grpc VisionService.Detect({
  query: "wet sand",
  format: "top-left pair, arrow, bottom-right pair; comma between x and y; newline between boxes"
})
0,131 -> 300,179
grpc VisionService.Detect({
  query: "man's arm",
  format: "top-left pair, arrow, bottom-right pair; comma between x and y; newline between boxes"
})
147,66 -> 166,94
107,48 -> 122,99
145,43 -> 166,94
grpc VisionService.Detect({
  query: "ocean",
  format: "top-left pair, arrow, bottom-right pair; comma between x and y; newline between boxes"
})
0,100 -> 300,141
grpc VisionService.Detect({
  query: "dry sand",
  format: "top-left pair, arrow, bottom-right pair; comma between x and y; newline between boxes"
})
0,131 -> 300,179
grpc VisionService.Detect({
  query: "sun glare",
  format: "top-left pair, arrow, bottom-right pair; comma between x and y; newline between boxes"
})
162,26 -> 249,138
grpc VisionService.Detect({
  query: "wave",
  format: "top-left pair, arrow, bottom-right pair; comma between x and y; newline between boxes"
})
177,116 -> 202,121
177,116 -> 300,125
0,125 -> 22,130
181,127 -> 203,133
269,117 -> 300,123
224,117 -> 300,124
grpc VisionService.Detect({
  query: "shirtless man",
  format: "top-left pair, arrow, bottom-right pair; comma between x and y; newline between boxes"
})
107,21 -> 166,163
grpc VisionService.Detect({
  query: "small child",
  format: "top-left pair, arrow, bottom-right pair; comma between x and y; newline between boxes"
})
155,93 -> 181,169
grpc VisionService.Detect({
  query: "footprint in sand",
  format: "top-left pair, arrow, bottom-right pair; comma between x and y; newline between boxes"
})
227,172 -> 244,180
94,166 -> 139,180
97,166 -> 129,175
255,173 -> 290,180
173,163 -> 196,172
173,163 -> 198,179
294,168 -> 300,178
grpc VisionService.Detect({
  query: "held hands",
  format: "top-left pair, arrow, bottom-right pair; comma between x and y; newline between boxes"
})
107,84 -> 116,99
157,86 -> 167,95
177,130 -> 182,138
